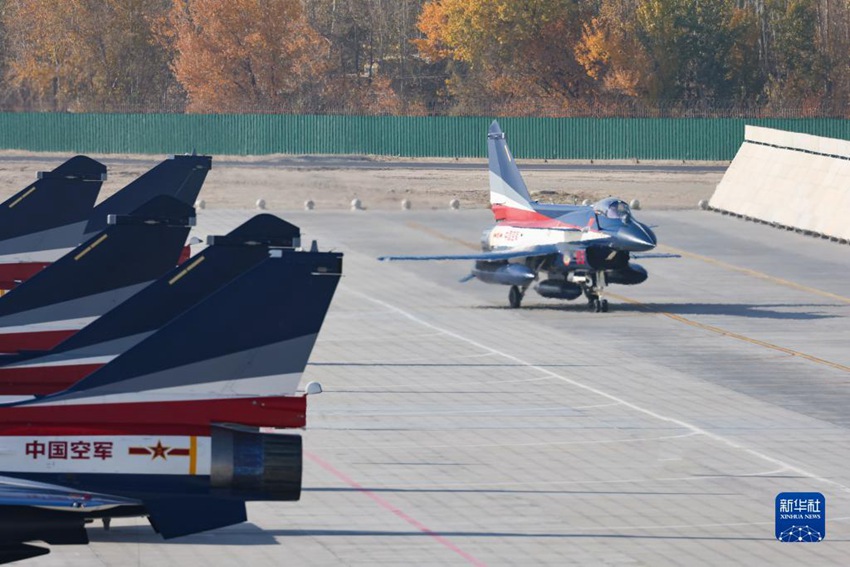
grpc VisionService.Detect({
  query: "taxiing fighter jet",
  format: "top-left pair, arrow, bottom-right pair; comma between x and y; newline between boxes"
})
0,227 -> 342,562
380,121 -> 663,312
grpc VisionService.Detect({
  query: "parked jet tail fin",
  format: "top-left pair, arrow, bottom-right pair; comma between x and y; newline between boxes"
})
33,245 -> 342,411
0,156 -> 105,245
44,213 -> 301,359
488,120 -> 535,221
0,216 -> 302,396
0,196 -> 195,353
84,154 -> 211,236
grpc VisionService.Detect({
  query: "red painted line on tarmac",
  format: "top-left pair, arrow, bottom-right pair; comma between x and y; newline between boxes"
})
306,451 -> 487,566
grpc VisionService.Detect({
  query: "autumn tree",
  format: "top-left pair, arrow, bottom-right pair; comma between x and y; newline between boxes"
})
760,0 -> 828,108
577,0 -> 763,107
3,0 -> 180,112
167,0 -> 402,114
304,0 -> 432,112
415,0 -> 597,116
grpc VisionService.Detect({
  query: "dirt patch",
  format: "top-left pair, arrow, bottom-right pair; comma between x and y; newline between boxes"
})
0,153 -> 723,211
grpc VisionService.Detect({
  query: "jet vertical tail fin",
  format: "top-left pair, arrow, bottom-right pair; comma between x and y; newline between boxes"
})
84,154 -> 211,236
0,215 -> 304,396
488,120 -> 536,221
0,156 -> 105,242
19,243 -> 343,430
0,156 -> 106,288
0,196 -> 195,353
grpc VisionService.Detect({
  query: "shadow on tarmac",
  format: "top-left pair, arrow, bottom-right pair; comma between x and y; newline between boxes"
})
476,301 -> 842,320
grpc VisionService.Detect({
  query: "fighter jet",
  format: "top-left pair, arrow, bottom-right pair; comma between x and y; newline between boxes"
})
0,236 -> 343,562
380,121 -> 662,312
0,154 -> 211,291
0,214 -> 303,396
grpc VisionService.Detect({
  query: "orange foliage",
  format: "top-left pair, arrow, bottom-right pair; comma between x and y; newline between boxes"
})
414,0 -> 595,115
167,0 -> 402,114
167,0 -> 331,113
3,0 -> 177,111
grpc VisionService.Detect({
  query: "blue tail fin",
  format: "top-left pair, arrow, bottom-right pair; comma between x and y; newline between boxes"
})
84,154 -> 211,236
41,244 -> 342,404
0,156 -> 105,249
0,196 -> 195,330
48,214 -> 302,356
487,120 -> 535,220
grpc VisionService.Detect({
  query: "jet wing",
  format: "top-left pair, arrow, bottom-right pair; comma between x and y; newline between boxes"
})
631,253 -> 681,259
0,476 -> 141,561
0,475 -> 140,510
378,243 -> 563,262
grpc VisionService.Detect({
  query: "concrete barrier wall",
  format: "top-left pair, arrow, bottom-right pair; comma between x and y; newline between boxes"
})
710,125 -> 850,241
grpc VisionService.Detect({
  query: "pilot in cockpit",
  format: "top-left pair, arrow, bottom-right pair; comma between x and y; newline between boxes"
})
596,199 -> 631,221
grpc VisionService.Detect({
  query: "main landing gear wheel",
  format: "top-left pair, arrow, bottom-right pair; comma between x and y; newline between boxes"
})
509,285 -> 523,308
588,298 -> 609,313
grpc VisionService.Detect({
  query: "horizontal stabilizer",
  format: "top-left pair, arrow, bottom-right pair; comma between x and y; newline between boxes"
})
145,497 -> 246,539
85,154 -> 211,235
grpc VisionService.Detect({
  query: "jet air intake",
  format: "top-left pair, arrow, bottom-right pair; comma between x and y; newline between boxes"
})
210,425 -> 302,501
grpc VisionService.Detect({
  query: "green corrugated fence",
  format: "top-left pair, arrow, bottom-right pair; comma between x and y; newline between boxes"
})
1,113 -> 850,159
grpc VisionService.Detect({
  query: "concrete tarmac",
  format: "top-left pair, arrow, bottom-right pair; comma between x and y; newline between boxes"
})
33,208 -> 850,566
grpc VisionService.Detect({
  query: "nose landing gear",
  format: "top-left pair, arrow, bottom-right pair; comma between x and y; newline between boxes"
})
583,272 -> 609,313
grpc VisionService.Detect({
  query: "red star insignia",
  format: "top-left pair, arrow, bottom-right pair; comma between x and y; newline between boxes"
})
149,440 -> 170,461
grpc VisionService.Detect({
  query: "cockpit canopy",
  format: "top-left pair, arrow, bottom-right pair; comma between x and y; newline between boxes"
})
593,198 -> 631,221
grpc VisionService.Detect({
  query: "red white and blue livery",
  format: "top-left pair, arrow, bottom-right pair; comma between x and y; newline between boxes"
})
380,121 -> 664,312
0,219 -> 342,563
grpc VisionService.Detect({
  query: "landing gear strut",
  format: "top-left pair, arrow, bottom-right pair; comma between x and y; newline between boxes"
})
582,272 -> 609,313
509,285 -> 524,308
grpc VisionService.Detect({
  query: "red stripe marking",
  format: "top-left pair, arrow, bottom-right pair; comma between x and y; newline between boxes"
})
491,205 -> 584,230
128,447 -> 150,455
0,396 -> 307,436
306,452 -> 486,566
168,448 -> 190,456
178,245 -> 192,265
0,363 -> 103,395
0,262 -> 51,291
0,330 -> 78,353
491,204 -> 551,223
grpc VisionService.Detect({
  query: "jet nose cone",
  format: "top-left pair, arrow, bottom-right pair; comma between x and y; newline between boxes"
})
617,222 -> 656,251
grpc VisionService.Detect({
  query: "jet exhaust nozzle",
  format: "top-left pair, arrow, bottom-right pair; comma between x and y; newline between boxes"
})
210,425 -> 302,501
